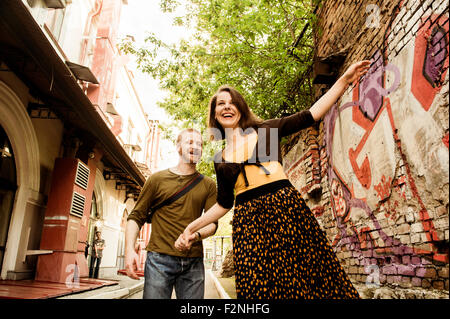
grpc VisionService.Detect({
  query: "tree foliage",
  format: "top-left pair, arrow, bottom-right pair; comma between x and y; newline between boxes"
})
120,0 -> 317,177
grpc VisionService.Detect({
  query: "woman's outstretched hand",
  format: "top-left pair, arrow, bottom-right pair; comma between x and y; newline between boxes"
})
310,60 -> 372,121
341,60 -> 371,85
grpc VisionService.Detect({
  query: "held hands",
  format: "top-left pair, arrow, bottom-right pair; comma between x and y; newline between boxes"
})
174,229 -> 198,252
341,60 -> 371,85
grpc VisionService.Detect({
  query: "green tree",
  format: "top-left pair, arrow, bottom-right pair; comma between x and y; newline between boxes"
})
121,0 -> 317,177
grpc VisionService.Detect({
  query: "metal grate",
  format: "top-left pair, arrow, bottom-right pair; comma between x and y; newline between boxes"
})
70,192 -> 85,218
75,161 -> 90,190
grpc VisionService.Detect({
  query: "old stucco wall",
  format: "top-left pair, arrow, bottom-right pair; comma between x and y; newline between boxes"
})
283,0 -> 449,295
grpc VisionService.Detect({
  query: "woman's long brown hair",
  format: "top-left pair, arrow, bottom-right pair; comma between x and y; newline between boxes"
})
207,85 -> 263,140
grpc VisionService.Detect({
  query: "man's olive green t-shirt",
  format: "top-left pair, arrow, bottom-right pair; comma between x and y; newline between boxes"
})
127,169 -> 217,257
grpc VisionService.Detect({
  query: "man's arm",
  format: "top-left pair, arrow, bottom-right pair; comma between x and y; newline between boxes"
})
123,175 -> 156,279
124,219 -> 141,280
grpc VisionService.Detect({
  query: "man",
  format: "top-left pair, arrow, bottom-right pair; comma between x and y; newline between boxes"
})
125,128 -> 218,299
89,231 -> 105,279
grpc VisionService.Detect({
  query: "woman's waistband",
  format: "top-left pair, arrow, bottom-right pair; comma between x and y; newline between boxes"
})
235,179 -> 293,206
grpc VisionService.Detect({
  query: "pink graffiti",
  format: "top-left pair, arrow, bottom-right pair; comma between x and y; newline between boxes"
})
411,14 -> 449,111
331,178 -> 349,221
340,52 -> 401,190
356,51 -> 401,120
374,175 -> 393,201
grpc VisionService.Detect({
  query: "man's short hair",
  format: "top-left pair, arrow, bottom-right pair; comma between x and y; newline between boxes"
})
176,128 -> 202,145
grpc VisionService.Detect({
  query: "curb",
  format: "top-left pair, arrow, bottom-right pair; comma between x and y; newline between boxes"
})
87,280 -> 144,299
207,269 -> 231,299
128,280 -> 145,296
87,287 -> 130,299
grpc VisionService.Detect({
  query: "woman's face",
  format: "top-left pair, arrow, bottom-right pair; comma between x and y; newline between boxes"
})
215,91 -> 241,129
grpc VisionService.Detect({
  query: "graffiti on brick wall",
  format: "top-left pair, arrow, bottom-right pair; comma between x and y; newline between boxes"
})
412,15 -> 449,111
323,3 -> 449,279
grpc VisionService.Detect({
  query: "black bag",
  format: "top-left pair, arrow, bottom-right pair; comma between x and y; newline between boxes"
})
146,173 -> 204,223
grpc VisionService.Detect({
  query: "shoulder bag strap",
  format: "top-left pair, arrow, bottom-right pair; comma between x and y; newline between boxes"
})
146,173 -> 204,223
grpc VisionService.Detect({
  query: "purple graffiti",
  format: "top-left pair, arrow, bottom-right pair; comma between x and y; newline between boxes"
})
340,51 -> 401,116
423,26 -> 448,87
358,52 -> 384,120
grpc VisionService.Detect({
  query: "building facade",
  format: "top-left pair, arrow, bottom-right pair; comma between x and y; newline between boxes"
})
0,0 -> 160,282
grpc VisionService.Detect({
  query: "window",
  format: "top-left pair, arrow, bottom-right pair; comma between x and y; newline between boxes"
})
126,120 -> 134,157
136,135 -> 142,161
45,8 -> 67,41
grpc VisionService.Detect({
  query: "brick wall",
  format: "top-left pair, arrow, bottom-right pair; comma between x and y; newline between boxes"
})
283,0 -> 449,293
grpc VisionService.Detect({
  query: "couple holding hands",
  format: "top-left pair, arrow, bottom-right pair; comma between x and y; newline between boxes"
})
125,60 -> 371,299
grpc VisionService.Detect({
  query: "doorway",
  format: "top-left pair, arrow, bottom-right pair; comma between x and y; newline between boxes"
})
0,125 -> 17,274
87,192 -> 99,269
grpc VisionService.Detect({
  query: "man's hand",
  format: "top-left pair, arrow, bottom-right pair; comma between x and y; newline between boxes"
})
125,247 -> 141,280
174,231 -> 197,251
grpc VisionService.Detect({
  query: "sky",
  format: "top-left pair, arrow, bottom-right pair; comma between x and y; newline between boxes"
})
118,0 -> 193,170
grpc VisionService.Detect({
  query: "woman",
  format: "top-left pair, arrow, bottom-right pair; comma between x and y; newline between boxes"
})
176,60 -> 371,299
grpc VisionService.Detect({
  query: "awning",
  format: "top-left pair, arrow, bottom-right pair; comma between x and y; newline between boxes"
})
65,61 -> 99,84
44,0 -> 67,9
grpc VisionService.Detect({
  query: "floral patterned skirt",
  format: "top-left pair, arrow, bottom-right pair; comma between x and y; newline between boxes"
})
232,180 -> 360,299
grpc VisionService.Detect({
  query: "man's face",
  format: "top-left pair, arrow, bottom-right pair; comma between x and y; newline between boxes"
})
178,131 -> 203,164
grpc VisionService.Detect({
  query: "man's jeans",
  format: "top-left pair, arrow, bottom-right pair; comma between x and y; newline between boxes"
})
143,251 -> 205,299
